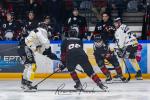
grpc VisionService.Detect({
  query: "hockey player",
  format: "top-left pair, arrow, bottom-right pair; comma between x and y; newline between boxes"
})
17,37 -> 37,91
18,23 -> 63,91
93,34 -> 126,83
60,29 -> 108,91
113,17 -> 143,80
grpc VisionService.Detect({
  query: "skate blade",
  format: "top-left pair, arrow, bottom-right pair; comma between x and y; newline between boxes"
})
112,78 -> 122,81
24,89 -> 37,92
23,87 -> 37,92
75,88 -> 84,91
136,77 -> 143,80
105,81 -> 112,84
100,85 -> 109,92
102,88 -> 109,92
21,85 -> 25,89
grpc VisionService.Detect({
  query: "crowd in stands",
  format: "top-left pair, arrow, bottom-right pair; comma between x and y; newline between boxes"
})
0,0 -> 149,41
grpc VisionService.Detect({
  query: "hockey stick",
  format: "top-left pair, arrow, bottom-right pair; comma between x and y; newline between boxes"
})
33,67 -> 84,88
33,69 -> 60,88
75,68 -> 84,73
115,40 -> 131,82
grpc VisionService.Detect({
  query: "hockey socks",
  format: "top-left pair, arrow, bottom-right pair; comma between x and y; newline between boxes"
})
70,71 -> 82,90
114,67 -> 126,82
115,66 -> 123,76
129,59 -> 141,72
91,74 -> 101,84
100,66 -> 111,78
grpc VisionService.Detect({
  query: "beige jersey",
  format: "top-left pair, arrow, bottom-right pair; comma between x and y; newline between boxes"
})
25,27 -> 50,52
114,24 -> 138,48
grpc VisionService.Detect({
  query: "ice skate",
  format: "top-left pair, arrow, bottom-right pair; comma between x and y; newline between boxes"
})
97,82 -> 108,92
105,75 -> 112,84
135,70 -> 143,80
74,82 -> 83,91
23,81 -> 37,92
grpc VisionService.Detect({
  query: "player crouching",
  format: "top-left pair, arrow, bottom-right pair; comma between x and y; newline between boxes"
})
93,35 -> 126,83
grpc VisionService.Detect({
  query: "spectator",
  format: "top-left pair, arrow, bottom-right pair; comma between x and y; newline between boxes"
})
0,4 -> 5,25
46,0 -> 66,34
41,15 -> 61,40
1,12 -> 21,40
25,0 -> 42,20
64,0 -> 74,19
0,5 -> 6,40
63,8 -> 88,40
138,0 -> 146,12
93,12 -> 115,42
108,0 -> 126,18
23,11 -> 38,35
91,0 -> 108,20
127,0 -> 138,12
142,1 -> 150,40
80,0 -> 92,10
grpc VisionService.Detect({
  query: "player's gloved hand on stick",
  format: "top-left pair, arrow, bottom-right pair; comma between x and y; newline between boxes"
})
58,63 -> 66,71
55,62 -> 66,72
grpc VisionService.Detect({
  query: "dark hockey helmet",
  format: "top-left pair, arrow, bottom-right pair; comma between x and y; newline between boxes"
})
94,34 -> 103,42
68,29 -> 78,37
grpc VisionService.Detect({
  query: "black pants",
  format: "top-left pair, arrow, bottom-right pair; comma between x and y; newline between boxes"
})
94,52 -> 120,68
125,45 -> 137,59
17,45 -> 35,64
66,53 -> 94,77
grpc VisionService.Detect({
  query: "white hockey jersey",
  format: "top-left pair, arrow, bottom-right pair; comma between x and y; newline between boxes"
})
25,27 -> 50,53
114,24 -> 138,48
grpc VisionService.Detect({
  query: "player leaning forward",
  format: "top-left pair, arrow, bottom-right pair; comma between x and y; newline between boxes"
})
113,17 -> 143,80
93,35 -> 126,83
18,23 -> 63,91
60,29 -> 108,91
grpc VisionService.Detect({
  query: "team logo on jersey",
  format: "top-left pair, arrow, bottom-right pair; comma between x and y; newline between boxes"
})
3,24 -> 6,28
97,26 -> 102,30
73,17 -> 77,21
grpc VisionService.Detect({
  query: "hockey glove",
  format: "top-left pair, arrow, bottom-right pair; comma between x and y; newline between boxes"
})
43,47 -> 60,60
136,44 -> 142,62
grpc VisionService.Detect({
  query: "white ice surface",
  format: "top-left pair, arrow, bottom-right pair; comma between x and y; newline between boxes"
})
0,78 -> 150,100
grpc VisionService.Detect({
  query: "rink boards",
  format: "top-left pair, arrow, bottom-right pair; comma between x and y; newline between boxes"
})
0,41 -> 150,79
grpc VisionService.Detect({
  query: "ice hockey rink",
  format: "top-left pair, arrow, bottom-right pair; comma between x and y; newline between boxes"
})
0,78 -> 150,100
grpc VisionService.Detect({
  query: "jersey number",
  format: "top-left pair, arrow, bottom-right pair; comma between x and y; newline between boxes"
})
68,44 -> 81,50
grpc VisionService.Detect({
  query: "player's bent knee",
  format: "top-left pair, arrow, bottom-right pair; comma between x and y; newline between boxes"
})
83,66 -> 95,77
97,60 -> 104,68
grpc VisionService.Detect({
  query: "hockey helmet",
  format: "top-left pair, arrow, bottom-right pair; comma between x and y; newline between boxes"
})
94,34 -> 103,42
68,29 -> 78,37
